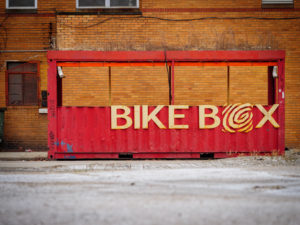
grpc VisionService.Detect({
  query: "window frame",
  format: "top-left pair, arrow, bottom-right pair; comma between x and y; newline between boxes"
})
6,61 -> 40,106
262,0 -> 294,8
76,0 -> 139,9
6,0 -> 37,9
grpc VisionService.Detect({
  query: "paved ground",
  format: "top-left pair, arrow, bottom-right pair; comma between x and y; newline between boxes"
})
0,152 -> 47,160
0,150 -> 300,225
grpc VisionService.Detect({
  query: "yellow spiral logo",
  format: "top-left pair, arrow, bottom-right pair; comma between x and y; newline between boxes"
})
222,103 -> 253,133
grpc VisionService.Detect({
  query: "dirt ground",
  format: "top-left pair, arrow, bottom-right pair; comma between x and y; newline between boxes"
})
0,149 -> 300,225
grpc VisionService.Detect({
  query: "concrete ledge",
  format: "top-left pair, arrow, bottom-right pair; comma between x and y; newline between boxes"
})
0,152 -> 48,160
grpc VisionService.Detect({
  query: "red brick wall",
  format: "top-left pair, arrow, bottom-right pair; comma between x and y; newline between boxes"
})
1,0 -> 300,13
174,66 -> 227,105
1,0 -> 300,149
142,0 -> 261,8
61,66 -> 268,106
63,67 -> 110,106
0,53 -> 48,150
3,106 -> 48,150
0,16 -> 55,51
230,66 -> 268,105
111,67 -> 169,105
62,66 -> 169,106
56,10 -> 300,148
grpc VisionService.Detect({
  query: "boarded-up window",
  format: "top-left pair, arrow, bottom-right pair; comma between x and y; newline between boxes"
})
7,62 -> 38,106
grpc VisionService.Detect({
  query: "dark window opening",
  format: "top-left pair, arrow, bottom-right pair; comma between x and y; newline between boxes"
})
7,62 -> 38,106
262,0 -> 294,8
111,0 -> 137,7
7,0 -> 36,8
77,0 -> 138,8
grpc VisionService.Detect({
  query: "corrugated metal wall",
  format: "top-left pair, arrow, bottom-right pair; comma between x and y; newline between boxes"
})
55,106 -> 279,158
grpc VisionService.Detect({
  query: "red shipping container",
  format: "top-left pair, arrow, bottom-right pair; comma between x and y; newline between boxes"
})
47,50 -> 285,159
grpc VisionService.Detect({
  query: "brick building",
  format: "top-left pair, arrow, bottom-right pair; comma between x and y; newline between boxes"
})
0,0 -> 299,153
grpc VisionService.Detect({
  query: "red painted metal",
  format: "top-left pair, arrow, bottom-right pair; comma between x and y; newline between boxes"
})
47,59 -> 58,159
51,106 -> 279,159
47,50 -> 285,159
278,59 -> 285,155
47,50 -> 285,62
171,61 -> 175,105
167,50 -> 285,62
141,8 -> 300,13
57,62 -> 278,67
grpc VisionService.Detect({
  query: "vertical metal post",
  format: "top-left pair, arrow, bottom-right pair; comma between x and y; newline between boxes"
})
47,59 -> 58,159
277,59 -> 285,155
227,66 -> 230,104
57,74 -> 62,107
168,66 -> 172,105
109,66 -> 112,105
5,71 -> 8,106
171,60 -> 175,105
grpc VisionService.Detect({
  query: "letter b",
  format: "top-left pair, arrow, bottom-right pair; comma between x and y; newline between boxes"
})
111,106 -> 132,129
